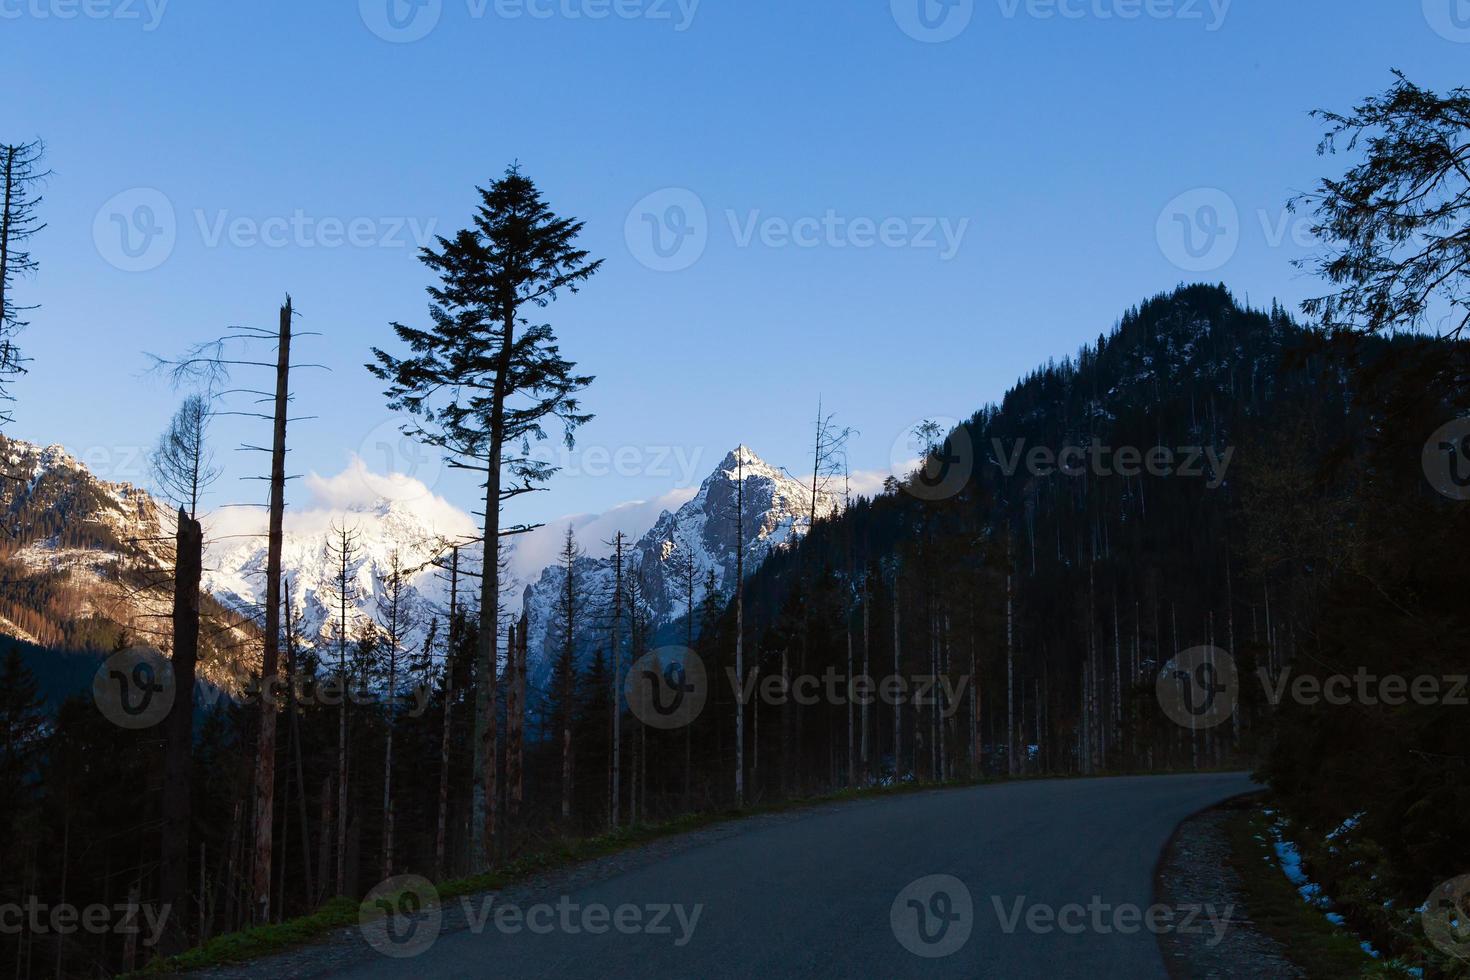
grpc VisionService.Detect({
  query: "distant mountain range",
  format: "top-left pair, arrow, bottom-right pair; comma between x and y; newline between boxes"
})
0,435 -> 836,690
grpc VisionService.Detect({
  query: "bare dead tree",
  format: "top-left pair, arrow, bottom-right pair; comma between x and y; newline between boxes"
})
554,527 -> 582,822
283,578 -> 314,908
145,299 -> 320,933
322,522 -> 363,895
153,393 -> 222,519
159,505 -> 201,953
806,397 -> 856,530
607,531 -> 625,828
507,608 -> 527,827
375,549 -> 415,878
0,139 -> 49,422
435,546 -> 460,879
734,448 -> 745,807
247,299 -> 293,923
672,531 -> 699,810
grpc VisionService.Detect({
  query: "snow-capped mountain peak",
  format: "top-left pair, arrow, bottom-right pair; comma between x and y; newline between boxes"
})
519,444 -> 841,684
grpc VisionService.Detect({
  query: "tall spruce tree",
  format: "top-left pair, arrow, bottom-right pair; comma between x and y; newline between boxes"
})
369,165 -> 600,866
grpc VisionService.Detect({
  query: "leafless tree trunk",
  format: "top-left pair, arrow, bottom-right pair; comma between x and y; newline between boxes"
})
1006,531 -> 1015,777
560,534 -> 577,823
892,573 -> 901,780
378,551 -> 412,879
506,611 -> 527,826
252,298 -> 292,924
734,450 -> 745,806
610,532 -> 625,828
316,776 -> 332,907
159,507 -> 201,951
435,547 -> 458,879
861,574 -> 870,779
284,581 -> 313,909
327,524 -> 361,895
846,626 -> 854,787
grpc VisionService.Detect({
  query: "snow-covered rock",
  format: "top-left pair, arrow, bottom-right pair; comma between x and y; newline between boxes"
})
519,445 -> 840,686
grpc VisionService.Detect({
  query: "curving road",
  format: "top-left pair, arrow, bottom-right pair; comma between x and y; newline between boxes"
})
334,772 -> 1256,979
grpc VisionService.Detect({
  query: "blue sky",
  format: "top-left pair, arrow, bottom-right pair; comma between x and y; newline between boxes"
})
5,0 -> 1466,528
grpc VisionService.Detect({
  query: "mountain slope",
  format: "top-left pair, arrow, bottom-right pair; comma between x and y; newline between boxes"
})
0,435 -> 255,688
520,445 -> 839,683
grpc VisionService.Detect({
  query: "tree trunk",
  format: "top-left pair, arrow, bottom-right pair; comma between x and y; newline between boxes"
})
846,627 -> 854,787
611,533 -> 623,828
317,776 -> 332,907
1006,536 -> 1014,777
562,554 -> 575,823
251,298 -> 292,923
436,549 -> 458,879
734,451 -> 745,807
507,614 -> 526,826
861,577 -> 870,779
892,576 -> 901,780
382,641 -> 397,879
160,506 -> 201,952
473,313 -> 515,868
284,584 -> 313,909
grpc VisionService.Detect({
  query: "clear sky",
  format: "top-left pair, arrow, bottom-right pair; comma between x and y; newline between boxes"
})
5,0 -> 1466,528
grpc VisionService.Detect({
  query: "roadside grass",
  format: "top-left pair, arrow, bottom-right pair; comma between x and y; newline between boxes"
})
1224,802 -> 1412,979
134,768 -> 1248,976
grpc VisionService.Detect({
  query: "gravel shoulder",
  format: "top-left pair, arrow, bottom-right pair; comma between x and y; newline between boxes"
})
1155,794 -> 1304,979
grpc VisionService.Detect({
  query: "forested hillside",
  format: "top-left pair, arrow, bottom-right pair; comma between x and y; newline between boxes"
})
683,281 -> 1467,942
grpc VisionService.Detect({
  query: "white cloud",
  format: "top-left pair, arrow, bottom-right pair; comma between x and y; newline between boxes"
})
847,465 -> 903,500
302,457 -> 477,536
206,457 -> 695,587
204,455 -> 478,544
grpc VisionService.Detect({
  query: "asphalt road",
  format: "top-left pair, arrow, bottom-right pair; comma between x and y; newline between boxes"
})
342,772 -> 1257,979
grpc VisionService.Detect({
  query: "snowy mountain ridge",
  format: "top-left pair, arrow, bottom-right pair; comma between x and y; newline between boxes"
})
0,435 -> 836,691
204,445 -> 836,683
519,445 -> 841,685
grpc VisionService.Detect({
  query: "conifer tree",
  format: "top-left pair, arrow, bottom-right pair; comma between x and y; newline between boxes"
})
370,165 -> 600,866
